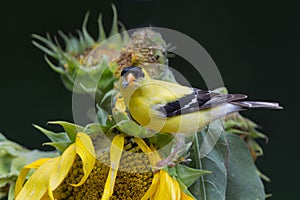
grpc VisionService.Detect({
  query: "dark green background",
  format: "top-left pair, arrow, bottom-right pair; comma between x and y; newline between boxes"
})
0,0 -> 297,199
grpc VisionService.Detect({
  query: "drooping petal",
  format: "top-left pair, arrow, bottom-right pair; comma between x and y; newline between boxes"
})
15,157 -> 60,200
141,172 -> 160,200
76,132 -> 96,156
49,144 -> 76,190
153,170 -> 181,200
134,138 -> 161,166
102,134 -> 125,200
135,138 -> 191,199
71,132 -> 96,186
15,158 -> 52,198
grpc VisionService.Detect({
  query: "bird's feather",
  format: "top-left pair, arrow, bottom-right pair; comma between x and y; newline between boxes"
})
231,101 -> 283,109
154,88 -> 247,118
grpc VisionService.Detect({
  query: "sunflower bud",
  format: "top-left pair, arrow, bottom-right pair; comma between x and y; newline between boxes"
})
32,5 -> 128,95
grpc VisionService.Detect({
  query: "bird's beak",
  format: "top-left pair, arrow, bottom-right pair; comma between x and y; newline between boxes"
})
122,73 -> 136,88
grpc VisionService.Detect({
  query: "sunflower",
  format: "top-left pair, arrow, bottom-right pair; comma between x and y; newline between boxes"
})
14,132 -> 96,199
14,127 -> 201,200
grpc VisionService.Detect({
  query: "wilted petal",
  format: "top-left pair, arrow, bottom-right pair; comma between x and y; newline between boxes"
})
71,132 -> 96,186
153,170 -> 180,200
15,158 -> 52,198
15,158 -> 60,200
135,138 -> 192,200
141,173 -> 160,200
49,144 -> 76,190
102,134 -> 125,200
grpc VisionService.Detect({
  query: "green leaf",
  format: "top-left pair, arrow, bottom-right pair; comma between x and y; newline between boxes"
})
117,120 -> 148,137
34,125 -> 71,143
176,164 -> 211,188
113,111 -> 150,137
190,120 -> 228,200
165,166 -> 177,177
113,110 -> 130,122
99,89 -> 116,109
225,133 -> 265,200
43,142 -> 72,153
96,106 -> 109,125
83,123 -> 116,137
47,121 -> 84,142
97,65 -> 115,94
149,133 -> 173,150
0,153 -> 14,176
0,133 -> 7,141
164,165 -> 202,200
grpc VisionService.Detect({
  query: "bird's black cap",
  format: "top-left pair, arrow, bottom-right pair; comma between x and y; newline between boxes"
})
121,66 -> 145,79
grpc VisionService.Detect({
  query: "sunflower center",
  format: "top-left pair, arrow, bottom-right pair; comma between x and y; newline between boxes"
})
54,137 -> 153,200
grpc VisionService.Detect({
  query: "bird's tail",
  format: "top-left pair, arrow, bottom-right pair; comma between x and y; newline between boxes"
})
208,101 -> 282,123
231,101 -> 283,110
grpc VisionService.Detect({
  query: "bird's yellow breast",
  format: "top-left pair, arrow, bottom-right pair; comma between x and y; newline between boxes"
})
125,80 -> 212,135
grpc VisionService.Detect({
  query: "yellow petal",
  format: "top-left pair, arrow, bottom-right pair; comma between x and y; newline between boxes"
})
102,134 -> 125,200
71,132 -> 96,187
153,170 -> 180,200
150,144 -> 162,163
134,138 -> 161,166
15,157 -> 60,200
49,143 -> 76,190
135,138 -> 194,200
15,158 -> 52,198
180,191 -> 195,200
76,132 -> 96,157
141,172 -> 160,200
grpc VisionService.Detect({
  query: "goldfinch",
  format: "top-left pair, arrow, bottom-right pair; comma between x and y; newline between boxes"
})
119,66 -> 282,135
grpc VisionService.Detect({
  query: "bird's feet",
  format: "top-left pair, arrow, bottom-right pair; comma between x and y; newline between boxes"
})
155,133 -> 192,169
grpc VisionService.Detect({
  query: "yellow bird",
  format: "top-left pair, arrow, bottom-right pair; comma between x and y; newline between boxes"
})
119,66 -> 282,136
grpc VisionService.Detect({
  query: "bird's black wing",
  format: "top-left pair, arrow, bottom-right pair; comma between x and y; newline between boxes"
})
154,88 -> 247,118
